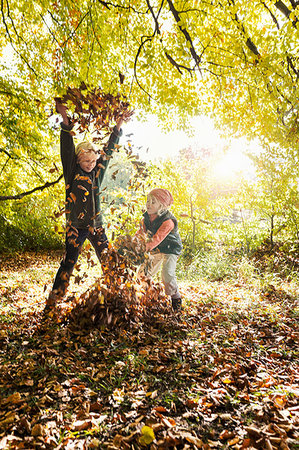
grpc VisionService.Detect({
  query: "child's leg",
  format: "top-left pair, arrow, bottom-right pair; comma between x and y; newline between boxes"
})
161,254 -> 181,310
50,227 -> 89,300
137,252 -> 163,281
88,227 -> 109,261
147,252 -> 164,277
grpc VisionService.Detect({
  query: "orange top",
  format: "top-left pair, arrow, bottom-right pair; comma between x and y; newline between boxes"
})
138,214 -> 175,251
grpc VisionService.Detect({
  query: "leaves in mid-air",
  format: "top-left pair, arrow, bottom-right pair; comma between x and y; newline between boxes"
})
54,84 -> 134,139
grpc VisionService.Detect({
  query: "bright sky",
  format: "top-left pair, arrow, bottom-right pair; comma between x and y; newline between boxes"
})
124,115 -> 221,160
125,115 -> 258,180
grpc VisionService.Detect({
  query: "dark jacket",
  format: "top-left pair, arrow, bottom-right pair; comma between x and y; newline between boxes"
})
60,122 -> 122,229
143,211 -> 183,255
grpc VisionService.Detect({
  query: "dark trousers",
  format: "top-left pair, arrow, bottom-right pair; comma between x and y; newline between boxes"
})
52,226 -> 108,296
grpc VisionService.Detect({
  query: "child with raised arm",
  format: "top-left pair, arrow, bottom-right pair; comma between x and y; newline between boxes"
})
46,99 -> 126,310
138,188 -> 183,311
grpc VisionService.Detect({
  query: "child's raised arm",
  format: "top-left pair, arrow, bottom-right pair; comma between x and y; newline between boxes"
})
115,108 -> 134,131
55,98 -> 70,126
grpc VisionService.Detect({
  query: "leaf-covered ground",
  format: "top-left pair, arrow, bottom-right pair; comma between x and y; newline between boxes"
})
0,250 -> 298,449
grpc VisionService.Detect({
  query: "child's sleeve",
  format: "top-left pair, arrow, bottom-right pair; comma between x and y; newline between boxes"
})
106,126 -> 123,154
146,219 -> 174,251
135,218 -> 146,236
101,126 -> 123,162
60,122 -> 76,185
96,126 -> 123,184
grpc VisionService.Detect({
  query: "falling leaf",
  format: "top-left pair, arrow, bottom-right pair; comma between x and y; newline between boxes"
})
69,192 -> 77,203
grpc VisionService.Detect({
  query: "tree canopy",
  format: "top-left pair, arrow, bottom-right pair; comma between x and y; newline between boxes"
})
1,1 -> 299,146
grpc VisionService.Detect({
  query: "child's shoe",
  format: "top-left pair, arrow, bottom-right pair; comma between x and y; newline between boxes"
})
171,296 -> 182,312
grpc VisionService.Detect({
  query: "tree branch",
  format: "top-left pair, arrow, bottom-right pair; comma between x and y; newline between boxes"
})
1,0 -> 40,78
166,0 -> 202,70
227,0 -> 260,57
97,0 -> 145,14
146,0 -> 195,74
0,175 -> 63,201
61,9 -> 91,48
261,1 -> 280,29
133,36 -> 156,100
274,0 -> 298,27
286,55 -> 299,81
274,0 -> 291,18
164,51 -> 192,74
0,147 -> 14,159
146,0 -> 164,35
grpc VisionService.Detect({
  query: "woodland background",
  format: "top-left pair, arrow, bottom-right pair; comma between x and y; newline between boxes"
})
0,0 -> 298,259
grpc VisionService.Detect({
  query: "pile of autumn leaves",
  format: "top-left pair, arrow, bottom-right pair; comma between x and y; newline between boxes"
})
51,233 -> 172,332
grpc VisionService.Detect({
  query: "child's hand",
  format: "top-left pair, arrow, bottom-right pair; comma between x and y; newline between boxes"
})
115,116 -> 124,131
115,108 -> 134,130
55,98 -> 67,115
122,108 -> 134,122
54,98 -> 70,125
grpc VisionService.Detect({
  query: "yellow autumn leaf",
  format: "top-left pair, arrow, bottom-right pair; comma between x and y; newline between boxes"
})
222,377 -> 233,384
139,425 -> 155,446
273,395 -> 287,408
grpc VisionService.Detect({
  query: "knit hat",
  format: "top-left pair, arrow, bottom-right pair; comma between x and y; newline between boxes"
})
148,188 -> 174,207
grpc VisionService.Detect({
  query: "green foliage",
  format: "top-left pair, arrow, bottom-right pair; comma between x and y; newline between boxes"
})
0,77 -> 55,176
211,210 -> 267,253
0,187 -> 64,252
178,246 -> 236,282
178,239 -> 299,286
237,148 -> 299,246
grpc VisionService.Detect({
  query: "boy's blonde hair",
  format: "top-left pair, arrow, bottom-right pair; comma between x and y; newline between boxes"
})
75,141 -> 97,156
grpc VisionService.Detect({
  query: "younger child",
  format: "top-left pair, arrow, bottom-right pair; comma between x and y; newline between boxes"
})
137,188 -> 183,311
46,99 -> 127,310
